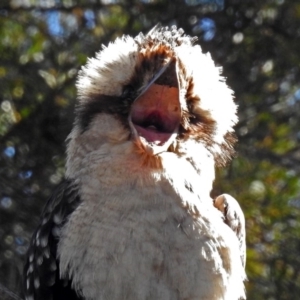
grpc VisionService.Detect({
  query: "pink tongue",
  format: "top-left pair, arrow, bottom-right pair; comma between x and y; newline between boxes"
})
134,124 -> 172,146
130,84 -> 180,154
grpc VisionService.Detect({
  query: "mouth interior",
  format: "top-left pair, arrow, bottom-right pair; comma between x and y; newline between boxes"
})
130,84 -> 180,147
136,111 -> 169,132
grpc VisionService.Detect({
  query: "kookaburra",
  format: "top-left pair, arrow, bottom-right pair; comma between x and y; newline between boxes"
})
23,25 -> 246,300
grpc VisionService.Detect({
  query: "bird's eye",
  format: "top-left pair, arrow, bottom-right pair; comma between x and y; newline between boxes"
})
121,85 -> 134,99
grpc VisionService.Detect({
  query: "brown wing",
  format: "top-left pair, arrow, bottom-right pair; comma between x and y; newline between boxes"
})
23,180 -> 83,300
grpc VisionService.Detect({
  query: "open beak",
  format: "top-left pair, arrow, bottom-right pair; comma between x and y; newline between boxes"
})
129,61 -> 181,155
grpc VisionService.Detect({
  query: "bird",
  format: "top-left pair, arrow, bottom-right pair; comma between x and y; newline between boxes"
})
23,25 -> 246,300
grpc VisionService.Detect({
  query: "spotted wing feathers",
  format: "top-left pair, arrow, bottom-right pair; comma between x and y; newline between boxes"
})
23,180 -> 82,300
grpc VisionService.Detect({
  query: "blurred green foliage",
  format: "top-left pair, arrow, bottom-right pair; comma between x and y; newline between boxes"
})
0,0 -> 300,299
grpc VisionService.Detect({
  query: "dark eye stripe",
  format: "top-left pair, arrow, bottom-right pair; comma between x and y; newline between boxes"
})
76,94 -> 131,132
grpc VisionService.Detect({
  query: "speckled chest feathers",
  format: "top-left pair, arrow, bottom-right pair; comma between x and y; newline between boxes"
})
24,25 -> 246,300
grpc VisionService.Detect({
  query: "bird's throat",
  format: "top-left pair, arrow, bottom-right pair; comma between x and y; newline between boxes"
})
129,84 -> 181,155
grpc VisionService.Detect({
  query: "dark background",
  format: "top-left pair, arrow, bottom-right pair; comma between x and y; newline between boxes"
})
0,0 -> 300,299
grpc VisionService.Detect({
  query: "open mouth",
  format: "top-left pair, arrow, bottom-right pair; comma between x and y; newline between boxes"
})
129,83 -> 181,155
